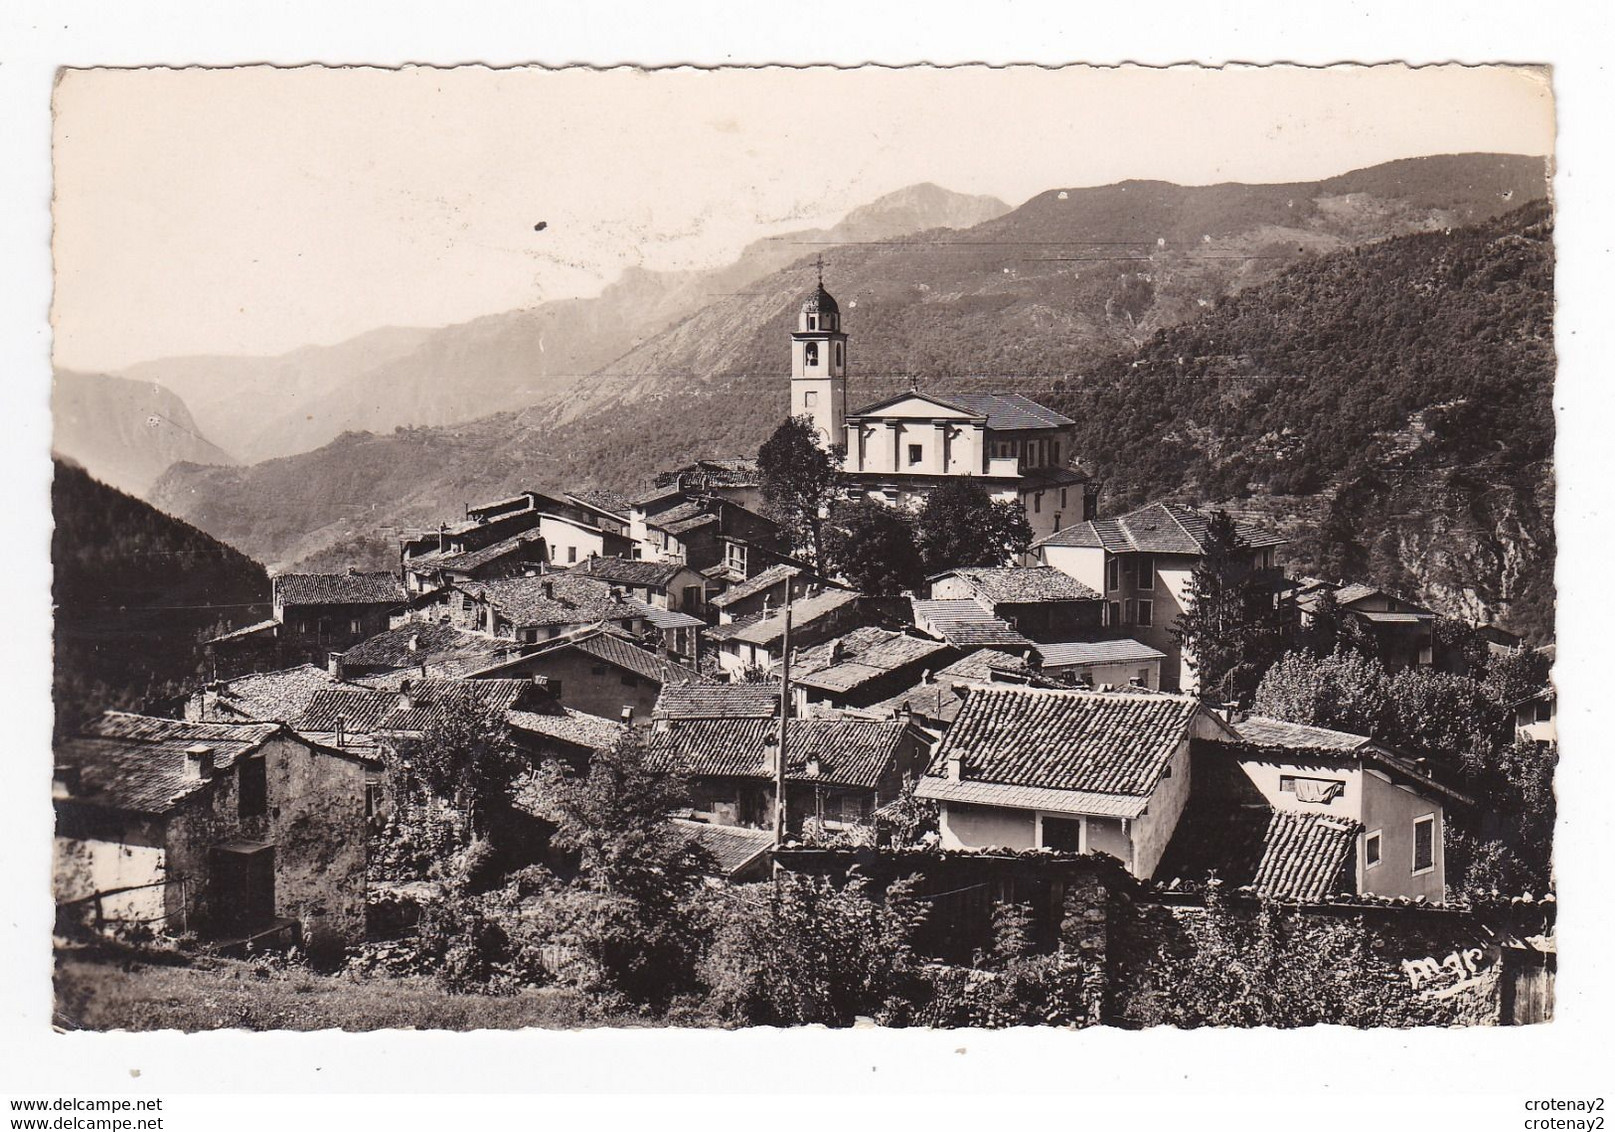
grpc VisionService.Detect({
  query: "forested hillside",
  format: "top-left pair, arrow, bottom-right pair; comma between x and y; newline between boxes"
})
1046,201 -> 1555,640
52,371 -> 237,496
53,461 -> 271,734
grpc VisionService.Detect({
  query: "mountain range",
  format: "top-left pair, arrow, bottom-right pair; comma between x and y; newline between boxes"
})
142,153 -> 1549,585
52,371 -> 238,497
101,182 -> 1010,467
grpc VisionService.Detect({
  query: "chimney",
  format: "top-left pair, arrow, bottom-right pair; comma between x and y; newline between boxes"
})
184,744 -> 216,780
921,668 -> 934,686
620,705 -> 634,724
542,580 -> 555,601
397,678 -> 414,712
438,522 -> 449,553
52,764 -> 80,796
806,756 -> 822,778
947,750 -> 964,783
610,586 -> 624,602
407,632 -> 421,653
335,715 -> 347,748
762,736 -> 779,776
328,651 -> 347,679
346,564 -> 359,576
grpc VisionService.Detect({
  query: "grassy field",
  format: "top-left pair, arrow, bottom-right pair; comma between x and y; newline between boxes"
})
53,946 -> 623,1032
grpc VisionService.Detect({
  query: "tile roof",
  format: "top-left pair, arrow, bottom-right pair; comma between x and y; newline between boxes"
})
629,482 -> 686,507
663,457 -> 762,488
708,563 -> 802,609
791,627 -> 952,694
672,818 -> 774,877
195,665 -> 348,722
479,626 -> 705,687
1035,639 -> 1167,668
942,392 -> 1076,431
933,566 -> 1100,604
928,685 -> 1206,797
58,714 -> 284,815
654,682 -> 781,720
1017,465 -> 1094,490
728,588 -> 864,647
914,777 -> 1151,820
567,555 -> 690,589
207,618 -> 278,644
1233,715 -> 1374,753
641,606 -> 705,630
291,678 -> 536,734
648,717 -> 912,789
461,574 -> 648,629
936,649 -> 1035,682
339,622 -> 512,674
1033,501 -> 1286,554
274,571 -> 408,606
1252,811 -> 1360,901
849,390 -> 1074,432
565,488 -> 632,519
507,708 -> 626,751
428,533 -> 547,575
911,599 -> 1037,651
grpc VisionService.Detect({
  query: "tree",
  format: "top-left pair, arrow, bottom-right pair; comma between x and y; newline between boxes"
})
1252,648 -> 1392,738
526,733 -> 712,1006
1173,510 -> 1282,703
914,477 -> 1032,573
824,498 -> 926,595
396,700 -> 524,843
1116,884 -> 1439,1028
698,873 -> 929,1026
758,415 -> 843,572
1447,738 -> 1557,899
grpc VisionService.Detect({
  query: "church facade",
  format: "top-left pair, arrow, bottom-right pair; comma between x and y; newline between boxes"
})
790,279 -> 1097,543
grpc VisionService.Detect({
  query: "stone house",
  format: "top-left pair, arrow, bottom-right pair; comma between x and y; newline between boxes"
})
1032,501 -> 1285,692
467,625 -> 706,725
629,485 -> 787,575
927,565 -> 1103,643
1161,715 -> 1470,902
649,716 -> 932,832
705,587 -> 874,678
1033,639 -> 1165,691
914,685 -> 1239,878
1290,580 -> 1438,671
53,713 -> 377,956
207,568 -> 409,675
787,626 -> 956,714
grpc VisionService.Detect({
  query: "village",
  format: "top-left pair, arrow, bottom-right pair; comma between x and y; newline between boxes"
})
51,276 -> 1558,1030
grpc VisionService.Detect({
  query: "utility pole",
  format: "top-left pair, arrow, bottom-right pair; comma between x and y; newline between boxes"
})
773,588 -> 793,850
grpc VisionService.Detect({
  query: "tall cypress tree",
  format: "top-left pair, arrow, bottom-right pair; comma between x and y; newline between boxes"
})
1174,510 -> 1281,703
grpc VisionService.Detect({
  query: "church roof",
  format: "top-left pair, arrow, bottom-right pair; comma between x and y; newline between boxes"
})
801,283 -> 839,316
846,389 -> 1074,432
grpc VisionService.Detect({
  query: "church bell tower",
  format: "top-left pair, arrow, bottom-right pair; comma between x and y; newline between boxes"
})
790,259 -> 847,450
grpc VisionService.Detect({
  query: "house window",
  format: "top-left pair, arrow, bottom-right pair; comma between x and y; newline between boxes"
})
364,782 -> 382,819
349,618 -> 363,635
1106,558 -> 1120,591
1365,830 -> 1383,869
237,757 -> 267,818
1535,698 -> 1552,723
908,444 -> 924,466
1135,554 -> 1155,588
568,546 -> 578,563
1412,815 -> 1436,874
1136,668 -> 1151,686
1106,601 -> 1121,628
1053,513 -> 1062,530
1123,599 -> 1134,625
1279,775 -> 1345,803
1040,815 -> 1083,852
1136,599 -> 1153,627
803,389 -> 819,407
1060,488 -> 1068,508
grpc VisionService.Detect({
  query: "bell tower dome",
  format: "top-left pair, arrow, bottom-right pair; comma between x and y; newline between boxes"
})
790,258 -> 848,450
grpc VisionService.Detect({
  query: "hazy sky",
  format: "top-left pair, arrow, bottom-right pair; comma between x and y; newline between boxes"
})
51,64 -> 1554,372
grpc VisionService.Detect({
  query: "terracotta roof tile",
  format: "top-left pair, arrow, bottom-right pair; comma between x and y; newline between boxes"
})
275,571 -> 407,606
649,717 -> 911,789
1034,501 -> 1286,554
196,665 -> 349,722
58,713 -> 285,814
1252,811 -> 1360,901
933,566 -> 1100,603
292,678 -> 535,734
929,685 -> 1204,797
654,683 -> 781,720
673,818 -> 774,876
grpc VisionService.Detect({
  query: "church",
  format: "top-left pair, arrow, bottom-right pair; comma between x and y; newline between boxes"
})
789,276 -> 1098,542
